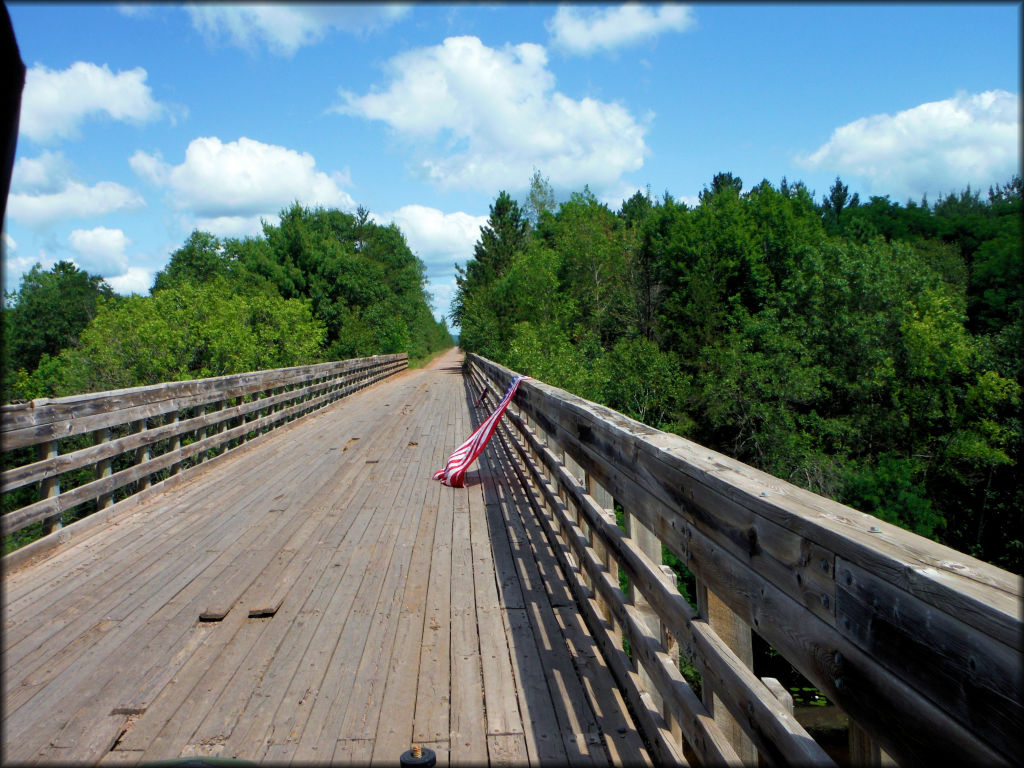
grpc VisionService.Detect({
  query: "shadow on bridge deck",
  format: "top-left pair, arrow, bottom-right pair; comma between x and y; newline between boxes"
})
2,348 -> 650,765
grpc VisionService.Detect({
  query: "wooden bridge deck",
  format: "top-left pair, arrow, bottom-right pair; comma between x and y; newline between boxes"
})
2,349 -> 650,766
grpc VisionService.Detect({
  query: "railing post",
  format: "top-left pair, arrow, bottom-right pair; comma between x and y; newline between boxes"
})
39,439 -> 61,533
849,719 -> 896,766
623,509 -> 664,713
194,404 -> 207,464
134,419 -> 151,490
562,452 -> 587,585
698,583 -> 757,763
660,563 -> 682,745
170,412 -> 181,475
587,475 -> 619,633
96,428 -> 113,509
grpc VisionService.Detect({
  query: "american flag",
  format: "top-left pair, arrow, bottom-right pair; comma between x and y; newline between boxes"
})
434,375 -> 530,488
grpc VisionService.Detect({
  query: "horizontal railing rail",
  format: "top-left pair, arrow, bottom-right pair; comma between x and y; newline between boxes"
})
467,353 -> 1021,767
1,354 -> 407,544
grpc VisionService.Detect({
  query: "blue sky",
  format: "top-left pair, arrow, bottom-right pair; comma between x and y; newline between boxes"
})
3,3 -> 1019,326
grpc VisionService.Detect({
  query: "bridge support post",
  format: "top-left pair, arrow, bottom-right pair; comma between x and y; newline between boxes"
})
170,412 -> 181,475
562,451 -> 588,587
698,584 -> 757,763
624,510 -> 665,714
96,428 -> 113,509
587,475 -> 620,635
39,439 -> 61,534
849,719 -> 896,766
134,419 -> 151,490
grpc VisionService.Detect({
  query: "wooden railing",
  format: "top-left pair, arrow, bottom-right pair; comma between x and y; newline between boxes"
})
1,354 -> 407,553
467,353 -> 1021,767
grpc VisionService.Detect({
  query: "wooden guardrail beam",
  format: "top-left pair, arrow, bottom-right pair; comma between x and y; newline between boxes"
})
467,353 -> 1021,767
1,354 -> 407,545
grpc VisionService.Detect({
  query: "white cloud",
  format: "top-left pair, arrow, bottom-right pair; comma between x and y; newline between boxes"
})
9,151 -> 143,227
336,35 -> 648,194
106,266 -> 154,295
10,150 -> 73,194
372,204 -> 488,324
69,226 -> 131,273
799,90 -> 1020,199
547,4 -> 696,56
20,62 -> 167,143
192,214 -> 269,239
117,4 -> 156,18
7,180 -> 144,227
427,275 -> 458,325
132,136 -> 355,226
128,149 -> 168,185
186,3 -> 410,56
3,233 -> 16,252
376,204 -> 487,267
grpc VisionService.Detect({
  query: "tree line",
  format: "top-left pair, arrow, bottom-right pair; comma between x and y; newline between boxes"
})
2,202 -> 453,400
453,172 -> 1022,573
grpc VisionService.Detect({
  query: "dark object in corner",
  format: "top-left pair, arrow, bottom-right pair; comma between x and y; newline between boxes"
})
0,0 -> 25,238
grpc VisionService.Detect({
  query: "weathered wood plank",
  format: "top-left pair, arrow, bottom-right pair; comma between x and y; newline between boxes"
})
467,451 -> 525,741
555,605 -> 652,767
448,483 -> 488,767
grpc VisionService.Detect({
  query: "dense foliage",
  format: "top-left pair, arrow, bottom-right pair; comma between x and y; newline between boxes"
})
454,174 -> 1022,572
2,203 -> 452,401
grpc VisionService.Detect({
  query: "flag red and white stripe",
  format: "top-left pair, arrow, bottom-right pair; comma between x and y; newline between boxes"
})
434,375 -> 530,488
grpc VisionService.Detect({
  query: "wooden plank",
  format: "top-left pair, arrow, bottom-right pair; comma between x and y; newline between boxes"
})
3,426 -> 294,635
369,464 -> 439,762
675,508 -> 1009,766
488,445 -> 613,767
3,490 -> 269,714
309,406 -> 436,760
487,733 -> 529,766
506,406 -> 833,766
122,432 -> 391,758
470,354 -> 1019,624
413,455 -> 454,744
502,414 -> 834,764
449,485 -> 488,767
133,609 -> 259,761
6,427 -> 309,648
223,384 -> 430,760
467,451 -> 525,741
261,412 -> 429,761
175,545 -> 342,758
4,434 -> 335,757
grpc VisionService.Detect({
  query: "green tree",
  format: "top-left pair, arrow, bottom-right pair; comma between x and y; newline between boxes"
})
452,191 -> 530,352
48,279 -> 325,395
821,176 -> 859,234
524,170 -> 556,227
2,261 -> 114,400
